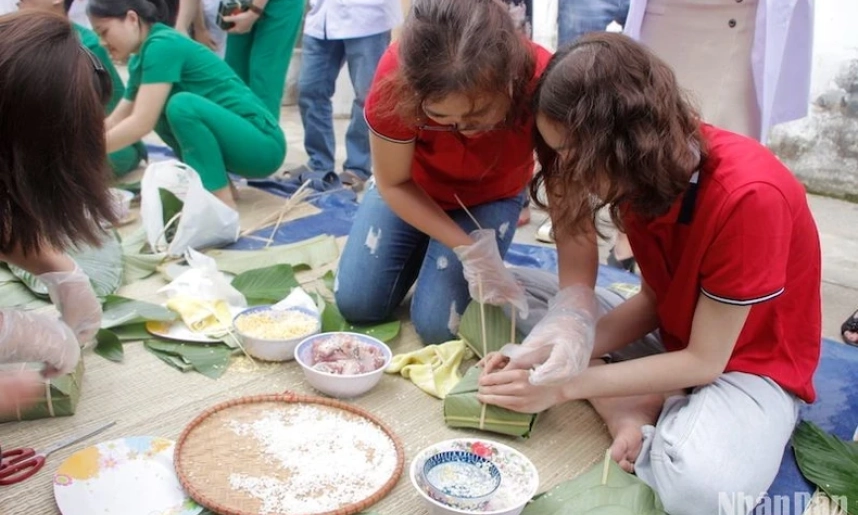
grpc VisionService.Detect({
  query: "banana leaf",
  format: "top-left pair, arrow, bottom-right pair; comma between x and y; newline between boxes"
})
144,340 -> 232,379
0,359 -> 85,423
101,295 -> 177,329
443,366 -> 537,438
95,329 -> 124,363
0,266 -> 17,283
9,231 -> 123,300
0,280 -> 50,310
110,322 -> 152,342
160,188 -> 184,245
522,452 -> 665,514
121,228 -> 167,283
792,420 -> 858,515
207,234 -> 340,275
458,301 -> 525,359
316,295 -> 401,343
231,264 -> 299,305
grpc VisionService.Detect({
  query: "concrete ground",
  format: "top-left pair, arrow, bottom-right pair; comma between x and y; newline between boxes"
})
280,106 -> 858,341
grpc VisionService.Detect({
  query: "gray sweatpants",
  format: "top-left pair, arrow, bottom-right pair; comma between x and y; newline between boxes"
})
510,269 -> 801,515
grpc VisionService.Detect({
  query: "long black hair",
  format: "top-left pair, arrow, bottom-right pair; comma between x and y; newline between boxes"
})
0,10 -> 116,255
87,0 -> 177,26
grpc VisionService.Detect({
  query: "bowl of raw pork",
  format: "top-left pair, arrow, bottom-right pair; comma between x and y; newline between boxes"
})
232,305 -> 321,361
294,332 -> 391,398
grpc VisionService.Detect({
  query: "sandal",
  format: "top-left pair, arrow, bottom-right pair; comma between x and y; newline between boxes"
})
607,247 -> 636,273
341,169 -> 369,192
842,309 -> 858,346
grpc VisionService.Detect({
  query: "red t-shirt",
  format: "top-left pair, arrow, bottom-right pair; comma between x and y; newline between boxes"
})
624,125 -> 822,402
364,41 -> 552,210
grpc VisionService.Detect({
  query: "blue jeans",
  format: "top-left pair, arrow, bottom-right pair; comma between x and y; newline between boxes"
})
335,186 -> 526,345
298,32 -> 390,180
557,0 -> 631,45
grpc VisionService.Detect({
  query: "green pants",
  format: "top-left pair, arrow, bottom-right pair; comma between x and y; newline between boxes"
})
108,141 -> 148,177
160,92 -> 286,191
225,0 -> 304,119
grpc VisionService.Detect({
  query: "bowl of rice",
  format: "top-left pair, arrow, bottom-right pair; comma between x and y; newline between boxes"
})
294,332 -> 391,398
232,306 -> 321,362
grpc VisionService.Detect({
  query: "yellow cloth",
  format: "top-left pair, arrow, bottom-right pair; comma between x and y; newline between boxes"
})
165,296 -> 233,335
385,340 -> 474,399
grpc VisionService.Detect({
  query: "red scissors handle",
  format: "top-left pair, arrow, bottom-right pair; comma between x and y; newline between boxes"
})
0,449 -> 44,486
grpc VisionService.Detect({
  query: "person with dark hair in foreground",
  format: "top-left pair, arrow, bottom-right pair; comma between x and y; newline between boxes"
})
478,33 -> 822,515
0,10 -> 116,415
334,0 -> 600,345
88,0 -> 286,208
17,0 -> 147,176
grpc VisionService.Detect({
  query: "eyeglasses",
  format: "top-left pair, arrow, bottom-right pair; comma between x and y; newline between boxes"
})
80,45 -> 112,106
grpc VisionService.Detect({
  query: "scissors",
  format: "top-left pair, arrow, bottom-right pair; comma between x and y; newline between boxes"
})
0,421 -> 116,486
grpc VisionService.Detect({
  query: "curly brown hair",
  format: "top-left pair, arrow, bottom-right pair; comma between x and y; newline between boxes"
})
531,32 -> 706,238
373,0 -> 536,128
0,11 -> 116,256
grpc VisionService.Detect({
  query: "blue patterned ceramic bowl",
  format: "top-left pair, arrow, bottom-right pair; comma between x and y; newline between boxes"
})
421,451 -> 502,510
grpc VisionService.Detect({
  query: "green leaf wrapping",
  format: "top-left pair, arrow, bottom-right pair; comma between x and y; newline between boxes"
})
207,235 -> 339,275
230,264 -> 300,305
316,295 -> 401,343
101,295 -> 177,329
144,341 -> 232,379
458,302 -> 525,359
9,231 -> 124,300
792,420 -> 858,515
94,329 -> 124,363
443,366 -> 537,438
522,454 -> 666,514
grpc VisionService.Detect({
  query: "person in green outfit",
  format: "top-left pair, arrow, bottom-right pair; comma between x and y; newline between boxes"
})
220,0 -> 304,119
17,0 -> 147,177
88,0 -> 287,208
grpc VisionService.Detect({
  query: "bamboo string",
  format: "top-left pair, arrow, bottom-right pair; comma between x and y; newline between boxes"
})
454,194 -> 483,231
478,276 -> 488,430
601,448 -> 611,485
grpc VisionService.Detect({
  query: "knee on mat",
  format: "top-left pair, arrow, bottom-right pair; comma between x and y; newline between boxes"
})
410,307 -> 456,346
333,288 -> 390,326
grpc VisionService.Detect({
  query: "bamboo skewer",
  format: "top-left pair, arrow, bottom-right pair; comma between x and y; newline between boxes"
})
478,276 -> 488,430
601,448 -> 612,485
239,179 -> 314,240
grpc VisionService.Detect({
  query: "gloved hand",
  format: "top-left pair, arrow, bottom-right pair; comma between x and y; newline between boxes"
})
499,284 -> 597,385
0,310 -> 81,377
0,369 -> 43,416
38,264 -> 101,345
454,229 -> 529,319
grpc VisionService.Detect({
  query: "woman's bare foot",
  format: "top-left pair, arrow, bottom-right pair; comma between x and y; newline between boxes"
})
590,393 -> 665,472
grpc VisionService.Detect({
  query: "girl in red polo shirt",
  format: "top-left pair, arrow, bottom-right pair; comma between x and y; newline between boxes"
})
478,33 -> 822,514
334,0 -> 599,345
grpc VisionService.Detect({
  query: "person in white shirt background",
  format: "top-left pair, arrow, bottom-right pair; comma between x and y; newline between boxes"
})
292,0 -> 402,191
602,0 -> 814,271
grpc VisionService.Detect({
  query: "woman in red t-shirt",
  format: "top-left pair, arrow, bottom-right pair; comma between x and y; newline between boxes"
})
478,33 -> 822,514
334,0 -> 599,345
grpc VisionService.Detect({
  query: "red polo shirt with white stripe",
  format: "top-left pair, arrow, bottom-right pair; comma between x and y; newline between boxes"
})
363,41 -> 552,210
624,125 -> 822,403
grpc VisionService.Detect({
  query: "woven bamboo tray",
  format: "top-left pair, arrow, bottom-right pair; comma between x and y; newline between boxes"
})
174,392 -> 405,515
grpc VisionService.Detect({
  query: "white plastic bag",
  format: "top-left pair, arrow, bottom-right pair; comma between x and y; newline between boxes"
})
159,249 -> 247,307
140,159 -> 240,257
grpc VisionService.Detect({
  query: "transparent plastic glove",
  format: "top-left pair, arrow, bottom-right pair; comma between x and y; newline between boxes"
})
38,264 -> 102,345
499,284 -> 597,385
0,369 -> 43,415
453,229 -> 529,319
0,310 -> 81,377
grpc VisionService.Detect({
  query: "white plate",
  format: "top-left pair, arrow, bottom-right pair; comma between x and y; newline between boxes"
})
54,436 -> 202,515
146,305 -> 244,343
